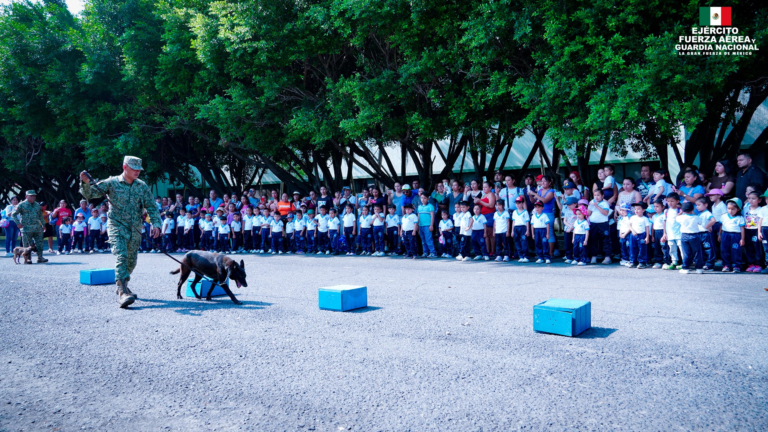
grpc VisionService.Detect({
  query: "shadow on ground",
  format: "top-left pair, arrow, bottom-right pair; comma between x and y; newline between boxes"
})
578,327 -> 618,339
130,298 -> 272,315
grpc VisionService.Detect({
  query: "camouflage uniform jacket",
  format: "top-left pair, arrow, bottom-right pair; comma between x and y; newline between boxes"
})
11,201 -> 44,232
80,175 -> 161,238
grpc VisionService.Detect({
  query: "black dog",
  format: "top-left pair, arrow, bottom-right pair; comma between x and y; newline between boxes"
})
170,250 -> 248,304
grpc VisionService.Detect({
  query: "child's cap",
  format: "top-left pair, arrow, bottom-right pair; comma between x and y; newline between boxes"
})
287,213 -> 294,218
563,181 -> 575,189
215,208 -> 224,213
515,196 -> 524,203
761,190 -> 768,198
564,197 -> 578,206
219,215 -> 227,220
726,197 -> 743,210
646,205 -> 656,214
575,205 -> 588,215
535,174 -> 543,181
631,202 -> 646,209
534,200 -> 544,207
681,202 -> 694,212
293,191 -> 300,196
705,188 -> 724,196
620,203 -> 631,211
100,214 -> 107,218
578,198 -> 589,206
76,214 -> 84,218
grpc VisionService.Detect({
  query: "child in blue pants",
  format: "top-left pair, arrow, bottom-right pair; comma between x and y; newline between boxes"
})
269,212 -> 284,254
438,210 -> 454,258
628,202 -> 651,268
511,197 -> 530,262
719,198 -> 746,272
492,201 -> 511,261
385,205 -> 400,256
470,205 -> 489,260
531,201 -> 550,263
401,204 -> 418,258
572,206 -> 589,265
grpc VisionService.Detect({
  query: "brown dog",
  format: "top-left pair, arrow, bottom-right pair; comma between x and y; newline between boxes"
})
13,244 -> 37,264
170,250 -> 248,304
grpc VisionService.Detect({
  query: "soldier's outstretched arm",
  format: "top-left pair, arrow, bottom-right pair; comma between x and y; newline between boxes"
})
79,171 -> 107,200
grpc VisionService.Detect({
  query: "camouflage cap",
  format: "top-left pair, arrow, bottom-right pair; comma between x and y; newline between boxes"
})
123,156 -> 144,171
25,190 -> 36,196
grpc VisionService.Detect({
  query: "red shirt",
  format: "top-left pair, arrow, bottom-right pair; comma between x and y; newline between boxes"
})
52,207 -> 72,226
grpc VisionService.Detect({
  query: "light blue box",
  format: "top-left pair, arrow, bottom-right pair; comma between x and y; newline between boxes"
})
318,285 -> 367,311
80,268 -> 116,285
533,299 -> 591,337
186,278 -> 228,298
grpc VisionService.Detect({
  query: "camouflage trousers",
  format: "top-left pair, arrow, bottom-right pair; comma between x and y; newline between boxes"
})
21,230 -> 44,260
110,229 -> 141,282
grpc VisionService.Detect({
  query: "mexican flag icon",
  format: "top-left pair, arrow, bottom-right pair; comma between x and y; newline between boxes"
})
700,7 -> 732,26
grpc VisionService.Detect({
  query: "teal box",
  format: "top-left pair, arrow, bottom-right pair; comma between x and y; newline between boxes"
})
80,268 -> 116,285
186,278 -> 228,298
533,299 -> 591,337
318,285 -> 367,311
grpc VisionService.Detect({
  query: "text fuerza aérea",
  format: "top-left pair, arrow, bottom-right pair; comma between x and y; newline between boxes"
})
675,26 -> 759,56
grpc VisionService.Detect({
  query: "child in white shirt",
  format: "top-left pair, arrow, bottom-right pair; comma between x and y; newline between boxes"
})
438,209 -> 454,258
400,204 -> 419,259
628,203 -> 651,268
510,197 -> 530,262
269,212 -> 284,254
385,205 -> 401,256
372,204 -> 386,256
492,201 -> 511,261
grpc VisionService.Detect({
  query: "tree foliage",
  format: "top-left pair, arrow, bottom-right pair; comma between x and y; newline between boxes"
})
1,0 -> 765,202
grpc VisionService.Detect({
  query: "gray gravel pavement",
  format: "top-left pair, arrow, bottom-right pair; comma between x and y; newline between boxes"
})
1,251 -> 767,431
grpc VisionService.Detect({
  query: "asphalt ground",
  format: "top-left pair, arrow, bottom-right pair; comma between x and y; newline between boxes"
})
1,251 -> 767,431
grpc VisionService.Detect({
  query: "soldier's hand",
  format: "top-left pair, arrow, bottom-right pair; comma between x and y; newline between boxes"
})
80,171 -> 90,183
151,227 -> 161,238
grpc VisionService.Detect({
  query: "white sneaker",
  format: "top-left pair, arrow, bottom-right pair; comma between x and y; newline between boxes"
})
456,255 -> 463,261
578,262 -> 586,266
495,256 -> 502,262
325,251 -> 330,255
462,256 -> 471,261
591,257 -> 598,264
517,258 -> 524,263
535,259 -> 543,264
484,256 -> 489,261
695,269 -> 703,274
89,250 -> 94,254
571,260 -> 578,265
545,259 -> 551,264
520,258 -> 529,263
564,259 -> 571,264
317,251 -> 322,255
56,251 -> 61,255
679,269 -> 690,274
503,257 -> 509,262
279,251 -> 283,254
473,255 -> 482,261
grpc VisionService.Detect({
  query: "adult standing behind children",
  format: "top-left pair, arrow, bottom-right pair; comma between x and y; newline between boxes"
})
706,160 -> 735,198
11,190 -> 48,263
80,156 -> 161,308
735,153 -> 767,202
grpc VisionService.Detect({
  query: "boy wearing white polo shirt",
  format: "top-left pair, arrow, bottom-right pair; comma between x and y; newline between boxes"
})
587,189 -> 612,264
400,204 -> 418,259
629,202 -> 651,268
456,201 -> 473,261
493,201 -> 511,262
510,196 -> 530,262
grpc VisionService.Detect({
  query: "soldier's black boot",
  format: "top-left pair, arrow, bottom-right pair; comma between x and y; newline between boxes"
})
116,280 -> 136,308
37,257 -> 48,263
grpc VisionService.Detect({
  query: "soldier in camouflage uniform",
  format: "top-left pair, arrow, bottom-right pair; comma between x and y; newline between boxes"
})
80,156 -> 161,308
11,190 -> 48,263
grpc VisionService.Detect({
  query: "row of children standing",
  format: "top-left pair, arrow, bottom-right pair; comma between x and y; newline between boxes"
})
55,210 -> 110,254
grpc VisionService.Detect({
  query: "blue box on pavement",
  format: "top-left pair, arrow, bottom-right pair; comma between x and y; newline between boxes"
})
186,278 -> 228,298
319,285 -> 367,311
80,268 -> 116,285
533,299 -> 591,337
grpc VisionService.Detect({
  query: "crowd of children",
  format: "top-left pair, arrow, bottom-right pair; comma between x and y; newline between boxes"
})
120,184 -> 768,276
16,170 -> 766,275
